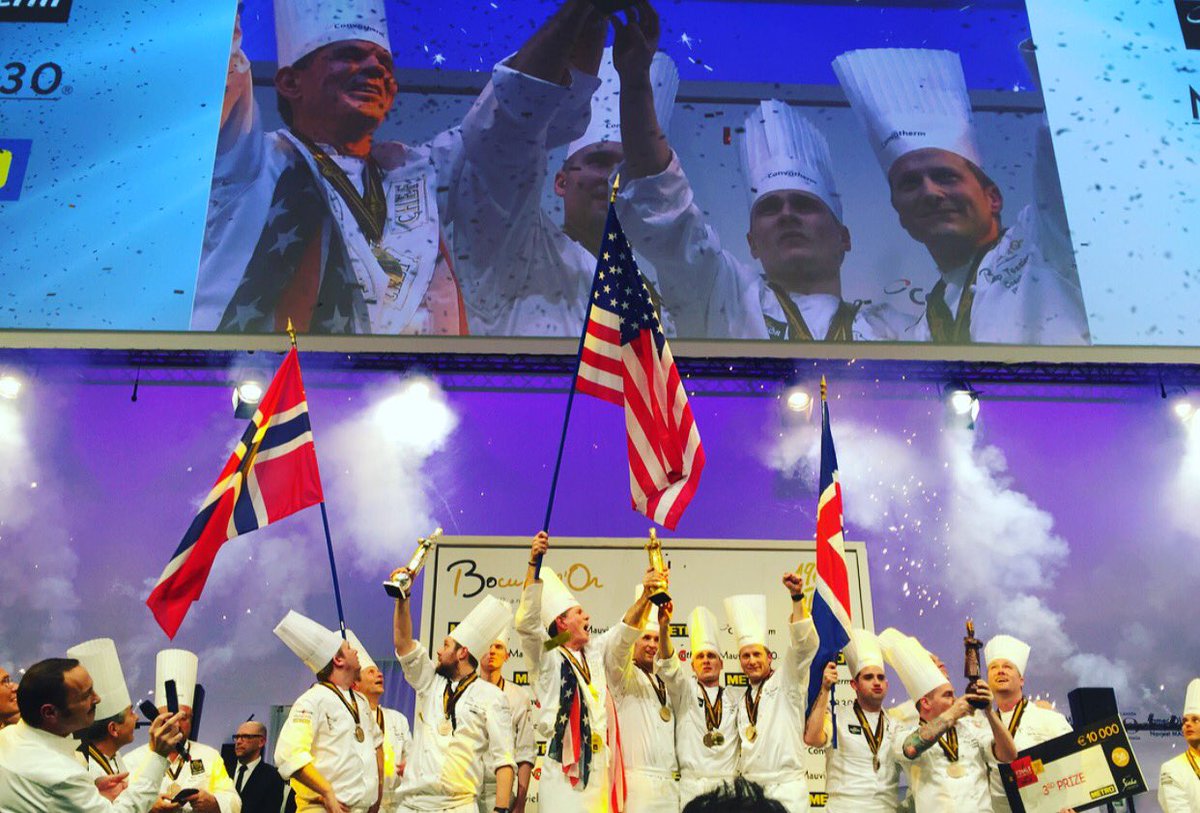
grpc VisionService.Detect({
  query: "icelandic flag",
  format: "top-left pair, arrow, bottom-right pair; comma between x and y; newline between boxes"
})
807,386 -> 853,712
146,347 -> 324,637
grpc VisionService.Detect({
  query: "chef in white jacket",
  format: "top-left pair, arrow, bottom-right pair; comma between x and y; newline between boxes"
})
68,638 -> 136,783
194,0 -> 603,337
883,631 -> 1017,813
124,649 -> 241,813
391,589 -> 516,813
726,575 -> 820,813
608,588 -> 678,813
453,9 -> 680,338
478,629 -> 537,813
347,630 -> 411,813
274,611 -> 384,813
833,48 -> 1090,346
0,657 -> 186,813
514,532 -> 666,813
661,606 -> 741,808
803,629 -> 900,812
982,634 -> 1072,813
1159,678 -> 1200,812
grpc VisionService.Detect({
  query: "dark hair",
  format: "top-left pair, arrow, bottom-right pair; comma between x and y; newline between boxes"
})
275,49 -> 317,127
682,777 -> 788,813
79,710 -> 124,745
546,621 -> 560,639
17,658 -> 79,726
315,656 -> 336,683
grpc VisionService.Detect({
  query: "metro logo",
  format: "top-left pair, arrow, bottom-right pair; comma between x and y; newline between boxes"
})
0,140 -> 31,201
0,0 -> 72,23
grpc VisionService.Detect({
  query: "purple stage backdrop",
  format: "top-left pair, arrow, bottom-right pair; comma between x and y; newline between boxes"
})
0,351 -> 1193,807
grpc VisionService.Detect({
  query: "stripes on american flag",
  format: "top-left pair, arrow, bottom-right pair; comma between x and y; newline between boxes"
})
807,389 -> 854,711
146,347 -> 324,638
575,203 -> 704,531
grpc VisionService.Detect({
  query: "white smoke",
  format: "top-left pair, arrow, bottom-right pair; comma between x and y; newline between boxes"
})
0,393 -> 81,666
323,375 -> 460,572
765,409 -> 1139,702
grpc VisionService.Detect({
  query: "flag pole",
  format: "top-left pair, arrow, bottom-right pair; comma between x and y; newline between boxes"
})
288,319 -> 349,639
821,375 -> 839,748
535,180 -> 620,579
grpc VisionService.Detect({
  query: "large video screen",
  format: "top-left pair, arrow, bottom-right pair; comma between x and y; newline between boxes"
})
1,0 -> 1196,351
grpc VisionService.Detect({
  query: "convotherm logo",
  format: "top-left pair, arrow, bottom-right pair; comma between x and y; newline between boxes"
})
0,0 -> 73,24
1178,1 -> 1200,49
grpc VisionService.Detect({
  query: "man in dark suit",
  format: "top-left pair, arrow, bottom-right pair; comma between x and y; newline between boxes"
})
231,720 -> 285,813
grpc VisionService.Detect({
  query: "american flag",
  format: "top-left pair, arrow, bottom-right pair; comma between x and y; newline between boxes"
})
807,381 -> 853,712
146,347 -> 324,637
575,204 -> 704,530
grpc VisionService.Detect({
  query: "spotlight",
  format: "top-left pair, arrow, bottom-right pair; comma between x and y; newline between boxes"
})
785,388 -> 812,414
232,379 -> 265,419
948,389 -> 976,416
943,381 -> 981,426
0,373 -> 22,400
1174,400 -> 1195,423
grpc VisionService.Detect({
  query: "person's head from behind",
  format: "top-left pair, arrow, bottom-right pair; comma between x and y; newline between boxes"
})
17,658 -> 99,736
682,777 -> 788,813
79,705 -> 137,749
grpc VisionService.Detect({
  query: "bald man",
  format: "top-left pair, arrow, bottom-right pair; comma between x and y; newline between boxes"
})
231,721 -> 284,813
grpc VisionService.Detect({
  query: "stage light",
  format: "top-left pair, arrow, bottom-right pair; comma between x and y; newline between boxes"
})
232,379 -> 265,419
0,374 -> 22,400
948,389 -> 976,416
785,388 -> 812,414
1173,400 -> 1195,423
943,381 -> 981,427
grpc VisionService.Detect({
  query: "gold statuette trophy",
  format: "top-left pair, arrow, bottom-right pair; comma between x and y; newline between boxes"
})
645,529 -> 671,606
383,528 -> 441,599
963,618 -> 989,709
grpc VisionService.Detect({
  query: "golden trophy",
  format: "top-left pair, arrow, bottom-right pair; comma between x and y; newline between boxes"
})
963,618 -> 989,709
645,529 -> 671,607
383,528 -> 441,599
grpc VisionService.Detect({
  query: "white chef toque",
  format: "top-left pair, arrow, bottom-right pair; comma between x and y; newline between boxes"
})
274,0 -> 391,68
740,99 -> 843,220
274,610 -> 345,674
155,649 -> 199,709
451,595 -> 514,658
67,638 -> 131,720
984,634 -> 1031,677
723,594 -> 768,652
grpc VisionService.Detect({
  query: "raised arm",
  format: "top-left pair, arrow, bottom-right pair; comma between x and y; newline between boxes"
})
391,568 -> 416,658
803,662 -> 839,748
972,683 -> 1018,763
614,2 -> 670,180
515,533 -> 551,679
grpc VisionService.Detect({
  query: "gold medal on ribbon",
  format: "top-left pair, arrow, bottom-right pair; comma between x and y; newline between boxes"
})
703,732 -> 715,748
354,725 -> 365,743
590,733 -> 603,753
946,763 -> 965,779
745,724 -> 758,742
438,719 -> 453,736
659,706 -> 672,722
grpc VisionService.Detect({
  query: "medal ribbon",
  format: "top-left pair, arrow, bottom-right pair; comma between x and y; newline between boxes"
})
1186,749 -> 1200,780
292,132 -> 387,246
319,681 -> 362,730
925,232 -> 1005,343
375,705 -> 385,736
744,681 -> 764,728
442,672 -> 478,731
853,701 -> 886,759
87,745 -> 117,776
166,755 -> 184,781
1005,698 -> 1028,738
766,283 -> 863,342
701,685 -> 724,732
497,676 -> 507,692
937,726 -> 960,763
642,669 -> 668,714
559,647 -> 594,689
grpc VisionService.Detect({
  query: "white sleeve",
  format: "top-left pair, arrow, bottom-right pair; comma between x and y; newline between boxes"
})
782,617 -> 819,702
485,690 -> 517,774
1158,761 -> 1191,813
513,689 -> 538,766
205,753 -> 242,813
274,691 -> 318,780
615,152 -> 766,340
601,622 -> 643,691
398,642 -> 438,695
516,581 -> 552,682
658,653 -> 688,710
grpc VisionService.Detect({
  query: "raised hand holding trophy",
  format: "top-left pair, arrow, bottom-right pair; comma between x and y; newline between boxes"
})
963,618 -> 989,709
645,528 -> 671,606
384,528 -> 442,599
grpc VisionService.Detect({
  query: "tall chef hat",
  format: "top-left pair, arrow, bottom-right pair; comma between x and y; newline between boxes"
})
880,629 -> 947,702
154,649 -> 199,709
274,0 -> 391,68
1184,678 -> 1200,716
984,634 -> 1031,677
567,48 -> 680,159
274,610 -> 345,674
451,595 -> 514,657
723,594 -> 768,652
539,567 -> 582,628
67,638 -> 131,721
740,100 -> 843,221
345,630 -> 378,673
494,626 -> 511,648
843,629 -> 885,678
688,606 -> 722,658
832,48 -> 982,176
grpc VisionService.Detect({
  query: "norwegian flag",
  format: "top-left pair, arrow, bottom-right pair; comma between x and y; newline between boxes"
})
575,204 -> 704,530
807,384 -> 854,712
147,348 -> 324,637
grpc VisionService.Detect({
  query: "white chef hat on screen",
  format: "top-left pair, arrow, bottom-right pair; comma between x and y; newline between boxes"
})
567,48 -> 680,158
274,0 -> 391,68
740,99 -> 843,221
